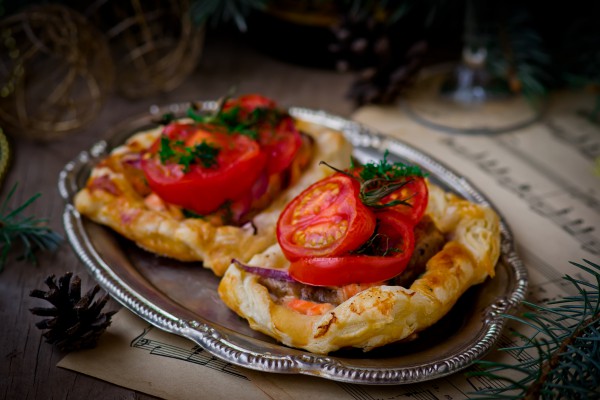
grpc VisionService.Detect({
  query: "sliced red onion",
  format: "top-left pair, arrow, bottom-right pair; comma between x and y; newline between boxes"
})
249,171 -> 270,201
232,259 -> 295,282
122,154 -> 143,169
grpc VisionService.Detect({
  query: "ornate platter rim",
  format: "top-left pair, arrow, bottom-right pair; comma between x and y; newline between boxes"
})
58,102 -> 528,385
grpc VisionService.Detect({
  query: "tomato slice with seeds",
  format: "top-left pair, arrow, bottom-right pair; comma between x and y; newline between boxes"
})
375,176 -> 428,226
349,163 -> 428,226
288,212 -> 415,286
277,174 -> 376,261
142,127 -> 267,215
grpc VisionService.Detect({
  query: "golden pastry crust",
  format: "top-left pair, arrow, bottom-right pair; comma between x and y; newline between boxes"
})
74,119 -> 353,276
217,181 -> 501,354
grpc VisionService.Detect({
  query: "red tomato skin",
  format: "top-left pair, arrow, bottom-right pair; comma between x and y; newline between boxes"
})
144,95 -> 307,218
223,94 -> 276,117
376,177 -> 428,226
226,94 -> 300,175
142,132 -> 267,215
259,116 -> 302,174
277,174 -> 376,261
162,122 -> 198,140
288,213 -> 416,286
349,164 -> 428,226
237,94 -> 276,110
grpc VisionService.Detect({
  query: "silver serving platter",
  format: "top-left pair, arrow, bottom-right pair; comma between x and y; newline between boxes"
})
58,102 -> 528,385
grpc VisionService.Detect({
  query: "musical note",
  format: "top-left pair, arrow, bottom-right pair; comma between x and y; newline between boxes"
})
441,137 -> 600,255
131,326 -> 248,380
545,118 -> 600,161
493,136 -> 600,214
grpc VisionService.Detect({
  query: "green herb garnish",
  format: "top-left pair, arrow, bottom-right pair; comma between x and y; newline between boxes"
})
191,141 -> 220,168
350,228 -> 402,257
182,209 -> 205,219
154,112 -> 176,125
321,151 -> 426,210
158,137 -> 220,172
158,137 -> 180,164
359,150 -> 427,181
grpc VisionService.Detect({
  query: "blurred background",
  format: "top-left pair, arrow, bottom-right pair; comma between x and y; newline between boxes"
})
0,0 -> 598,141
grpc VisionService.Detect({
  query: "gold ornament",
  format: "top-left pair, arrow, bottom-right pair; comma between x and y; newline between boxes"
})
85,0 -> 205,99
0,127 -> 11,187
0,5 -> 115,142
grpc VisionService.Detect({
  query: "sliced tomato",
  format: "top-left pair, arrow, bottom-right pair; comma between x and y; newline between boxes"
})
142,129 -> 267,215
259,116 -> 302,174
348,162 -> 428,226
277,174 -> 377,261
147,123 -> 205,154
224,94 -> 300,174
162,122 -> 198,141
184,127 -> 226,148
288,213 -> 416,286
375,176 -> 428,226
223,94 -> 276,118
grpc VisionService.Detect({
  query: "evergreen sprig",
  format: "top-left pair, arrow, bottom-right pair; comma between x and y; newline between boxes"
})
189,0 -> 266,32
486,6 -> 552,101
469,259 -> 600,399
0,184 -> 63,271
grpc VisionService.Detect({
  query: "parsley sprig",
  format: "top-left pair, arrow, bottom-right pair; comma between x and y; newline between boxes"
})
158,136 -> 220,172
321,151 -> 427,210
356,151 -> 426,181
185,98 -> 285,141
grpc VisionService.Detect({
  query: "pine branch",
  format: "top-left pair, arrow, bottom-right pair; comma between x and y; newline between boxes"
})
189,0 -> 266,32
485,6 -> 552,101
469,259 -> 600,399
0,183 -> 63,272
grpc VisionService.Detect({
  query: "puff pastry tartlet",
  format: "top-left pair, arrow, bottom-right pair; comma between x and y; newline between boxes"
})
218,159 -> 501,354
74,95 -> 352,276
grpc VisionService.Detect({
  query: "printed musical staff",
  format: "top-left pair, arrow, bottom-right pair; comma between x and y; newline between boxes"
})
545,117 -> 600,161
493,136 -> 599,214
464,365 -> 508,394
518,246 -> 579,301
441,137 -> 600,255
131,326 -> 248,380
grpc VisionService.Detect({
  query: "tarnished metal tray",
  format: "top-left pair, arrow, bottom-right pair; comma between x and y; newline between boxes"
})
58,102 -> 528,385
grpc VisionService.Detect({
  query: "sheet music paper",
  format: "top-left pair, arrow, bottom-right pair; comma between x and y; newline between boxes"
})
59,90 -> 599,399
58,309 -> 268,400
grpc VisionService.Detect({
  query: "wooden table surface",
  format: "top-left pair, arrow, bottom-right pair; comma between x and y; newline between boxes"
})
0,30 -> 357,400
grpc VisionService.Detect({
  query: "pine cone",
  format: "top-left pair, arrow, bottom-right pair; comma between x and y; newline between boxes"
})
328,7 -> 428,107
347,40 -> 428,107
329,12 -> 391,73
29,272 -> 116,352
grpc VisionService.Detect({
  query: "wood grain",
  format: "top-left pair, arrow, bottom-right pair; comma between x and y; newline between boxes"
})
0,30 -> 355,400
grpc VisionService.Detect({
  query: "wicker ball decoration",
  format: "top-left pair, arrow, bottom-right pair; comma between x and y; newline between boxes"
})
0,5 -> 115,142
86,0 -> 205,99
